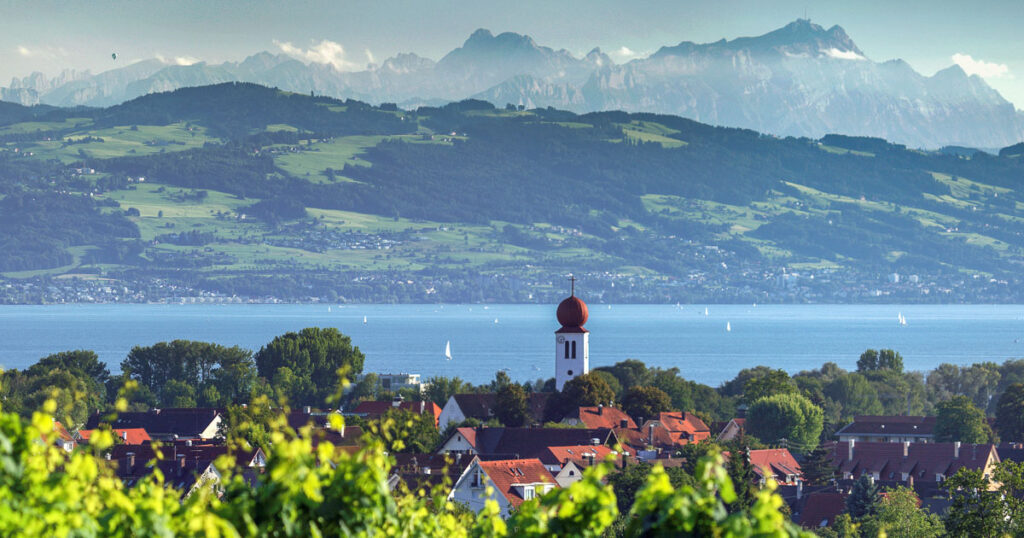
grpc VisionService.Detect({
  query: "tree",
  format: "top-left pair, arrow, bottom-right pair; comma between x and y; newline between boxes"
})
844,475 -> 881,521
727,448 -> 756,512
121,340 -> 255,407
495,383 -> 529,427
377,407 -> 440,453
856,349 -> 903,373
943,464 -> 1023,537
254,327 -> 365,406
489,370 -> 512,392
742,369 -> 797,404
934,395 -> 991,444
745,393 -> 823,454
824,373 -> 883,419
859,486 -> 944,538
607,462 -> 693,514
423,376 -> 470,407
548,372 -> 615,421
801,443 -> 837,486
996,383 -> 1024,442
589,370 -> 623,401
621,385 -> 673,424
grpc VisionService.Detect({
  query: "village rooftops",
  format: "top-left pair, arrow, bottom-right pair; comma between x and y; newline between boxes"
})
476,458 -> 557,508
748,448 -> 803,485
351,400 -> 442,427
438,426 -> 617,460
78,427 -> 152,445
84,408 -> 222,440
831,440 -> 998,484
568,405 -> 637,430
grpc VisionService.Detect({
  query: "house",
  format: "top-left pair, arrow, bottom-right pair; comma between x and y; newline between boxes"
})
351,399 -> 443,428
614,423 -> 677,459
437,427 -> 617,460
450,458 -> 557,518
107,441 -> 264,498
387,452 -> 475,493
438,393 -> 552,429
78,427 -> 152,445
795,491 -> 847,530
353,372 -> 424,394
563,405 -> 636,430
831,440 -> 999,489
716,418 -> 746,442
641,412 -> 711,447
45,420 -> 76,452
539,444 -> 622,487
834,415 -> 936,444
85,408 -> 222,441
748,448 -> 803,486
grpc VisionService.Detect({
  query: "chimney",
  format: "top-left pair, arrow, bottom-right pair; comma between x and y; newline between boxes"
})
126,452 -> 135,469
598,404 -> 604,415
186,439 -> 192,447
620,419 -> 629,428
649,424 -> 655,446
122,431 -> 128,441
908,474 -> 914,488
902,441 -> 910,458
303,405 -> 312,414
848,439 -> 855,461
797,480 -> 803,500
954,441 -> 961,459
420,401 -> 425,414
177,454 -> 186,468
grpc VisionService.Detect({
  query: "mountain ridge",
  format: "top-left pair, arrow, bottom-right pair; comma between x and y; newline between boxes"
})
3,20 -> 1022,148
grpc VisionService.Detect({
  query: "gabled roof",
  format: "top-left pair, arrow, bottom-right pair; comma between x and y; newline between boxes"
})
832,441 -> 997,481
645,412 -> 710,434
478,458 -> 557,507
108,441 -> 264,470
834,415 -> 936,437
575,406 -> 636,430
540,445 -> 618,468
85,408 -> 221,438
353,400 -> 442,425
615,425 -> 675,452
390,452 -> 475,492
748,448 -> 802,482
467,427 -> 615,460
79,428 -> 152,445
796,492 -> 847,529
450,393 -> 552,422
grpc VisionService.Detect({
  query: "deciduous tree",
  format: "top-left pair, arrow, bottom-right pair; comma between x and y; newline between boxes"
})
934,394 -> 991,443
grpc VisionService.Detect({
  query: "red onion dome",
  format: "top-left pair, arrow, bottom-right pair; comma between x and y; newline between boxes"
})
557,295 -> 588,327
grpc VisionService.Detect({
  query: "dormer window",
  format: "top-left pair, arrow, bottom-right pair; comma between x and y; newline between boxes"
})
523,486 -> 535,500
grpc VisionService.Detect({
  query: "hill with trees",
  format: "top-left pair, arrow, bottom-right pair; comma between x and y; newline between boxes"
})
2,83 -> 1024,303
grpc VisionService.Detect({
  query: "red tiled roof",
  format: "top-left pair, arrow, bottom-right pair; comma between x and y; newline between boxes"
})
615,425 -> 675,451
451,393 -> 552,422
649,412 -> 711,434
540,445 -> 618,468
85,408 -> 221,438
79,428 -> 152,445
52,421 -> 74,443
462,427 -> 615,459
478,458 -> 557,507
353,400 -> 442,426
797,492 -> 847,529
749,448 -> 802,483
575,406 -> 636,430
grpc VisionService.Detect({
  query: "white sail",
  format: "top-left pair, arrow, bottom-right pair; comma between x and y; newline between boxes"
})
445,340 -> 452,360
363,315 -> 367,324
705,307 -> 709,316
726,322 -> 731,332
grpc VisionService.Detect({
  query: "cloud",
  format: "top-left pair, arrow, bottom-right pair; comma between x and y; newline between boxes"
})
608,46 -> 646,63
823,48 -> 865,61
17,45 -> 32,57
952,53 -> 1009,79
155,54 -> 199,66
273,39 -> 362,71
15,45 -> 66,59
365,48 -> 375,66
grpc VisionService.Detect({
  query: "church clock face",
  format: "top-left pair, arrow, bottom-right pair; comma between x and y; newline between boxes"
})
556,335 -> 565,344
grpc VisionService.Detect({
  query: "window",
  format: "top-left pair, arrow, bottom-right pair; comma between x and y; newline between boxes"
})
564,341 -> 570,358
571,340 -> 577,358
524,486 -> 535,500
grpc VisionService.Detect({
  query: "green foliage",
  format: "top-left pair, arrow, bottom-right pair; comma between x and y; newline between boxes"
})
423,376 -> 472,407
995,383 -> 1024,442
547,372 -> 615,421
858,486 -> 944,538
943,460 -> 1024,537
746,393 -> 823,454
742,368 -> 797,404
844,475 -> 882,521
801,443 -> 837,486
726,448 -> 756,513
856,349 -> 903,373
621,385 -> 673,424
121,339 -> 255,408
934,394 -> 992,443
494,383 -> 530,427
375,407 -> 441,453
254,327 -> 365,406
824,373 -> 883,420
607,462 -> 695,515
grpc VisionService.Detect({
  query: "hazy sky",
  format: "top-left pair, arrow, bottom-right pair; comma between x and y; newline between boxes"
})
4,0 -> 1024,107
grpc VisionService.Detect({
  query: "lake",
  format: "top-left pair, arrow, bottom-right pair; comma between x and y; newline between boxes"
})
1,304 -> 1023,386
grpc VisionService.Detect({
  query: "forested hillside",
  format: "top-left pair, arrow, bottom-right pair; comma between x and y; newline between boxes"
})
2,83 -> 1023,303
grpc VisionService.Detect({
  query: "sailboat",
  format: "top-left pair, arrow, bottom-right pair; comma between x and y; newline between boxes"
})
328,306 -> 332,313
494,318 -> 499,324
363,315 -> 367,324
726,322 -> 732,332
704,307 -> 709,316
898,313 -> 907,326
444,340 -> 452,360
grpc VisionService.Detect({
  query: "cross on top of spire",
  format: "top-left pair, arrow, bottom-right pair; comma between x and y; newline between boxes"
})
569,275 -> 576,296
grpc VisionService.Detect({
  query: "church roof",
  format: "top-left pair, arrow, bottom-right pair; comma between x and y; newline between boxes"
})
556,295 -> 588,329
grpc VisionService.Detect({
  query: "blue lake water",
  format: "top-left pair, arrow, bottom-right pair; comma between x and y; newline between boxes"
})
1,304 -> 1023,386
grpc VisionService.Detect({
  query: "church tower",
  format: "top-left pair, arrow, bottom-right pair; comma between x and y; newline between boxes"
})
555,276 -> 589,391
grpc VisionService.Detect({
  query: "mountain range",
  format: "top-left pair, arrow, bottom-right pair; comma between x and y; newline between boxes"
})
4,19 -> 1023,149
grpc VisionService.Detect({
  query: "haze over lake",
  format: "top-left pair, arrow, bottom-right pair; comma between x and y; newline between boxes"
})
3,304 -> 1023,386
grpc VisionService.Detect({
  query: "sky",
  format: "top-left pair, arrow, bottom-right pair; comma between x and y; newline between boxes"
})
4,0 -> 1024,107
